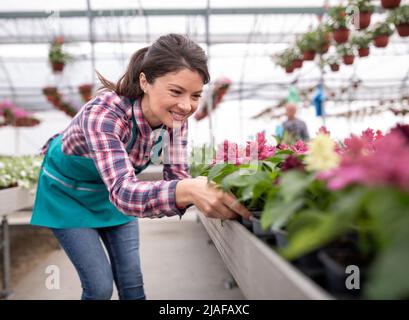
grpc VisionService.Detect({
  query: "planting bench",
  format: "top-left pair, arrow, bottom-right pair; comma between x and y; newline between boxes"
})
0,186 -> 35,299
193,207 -> 332,299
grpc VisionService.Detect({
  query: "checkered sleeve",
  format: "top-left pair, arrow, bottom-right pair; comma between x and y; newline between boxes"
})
81,96 -> 185,218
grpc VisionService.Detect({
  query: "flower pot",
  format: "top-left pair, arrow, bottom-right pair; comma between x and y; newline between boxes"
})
317,249 -> 368,298
292,59 -> 303,69
14,117 -> 40,127
240,216 -> 253,229
273,229 -> 288,248
319,43 -> 330,54
381,0 -> 401,9
303,51 -> 316,61
285,66 -> 294,73
342,55 -> 355,65
373,35 -> 390,48
333,28 -> 350,44
51,62 -> 65,72
330,63 -> 340,72
396,24 -> 409,37
354,12 -> 372,30
358,47 -> 370,57
251,212 -> 274,238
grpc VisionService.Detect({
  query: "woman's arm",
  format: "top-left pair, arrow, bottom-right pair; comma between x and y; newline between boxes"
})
81,100 -> 185,218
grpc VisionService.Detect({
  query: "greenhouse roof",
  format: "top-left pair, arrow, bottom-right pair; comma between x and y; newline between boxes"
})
0,0 -> 408,112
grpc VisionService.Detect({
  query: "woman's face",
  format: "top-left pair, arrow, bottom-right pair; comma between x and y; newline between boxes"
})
140,68 -> 204,129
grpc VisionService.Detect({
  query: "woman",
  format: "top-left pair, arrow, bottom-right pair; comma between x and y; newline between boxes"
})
31,34 -> 251,300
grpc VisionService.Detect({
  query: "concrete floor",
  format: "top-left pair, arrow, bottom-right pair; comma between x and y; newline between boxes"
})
8,210 -> 245,300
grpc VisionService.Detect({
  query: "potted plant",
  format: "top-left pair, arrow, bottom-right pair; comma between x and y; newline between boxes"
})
352,32 -> 372,57
48,36 -> 73,73
318,24 -> 333,54
78,84 -> 93,102
274,48 -> 302,73
0,99 -> 40,128
381,0 -> 401,9
297,31 -> 318,61
326,56 -> 341,72
350,0 -> 374,30
388,5 -> 409,37
328,5 -> 350,44
371,22 -> 394,47
337,44 -> 355,65
280,126 -> 409,299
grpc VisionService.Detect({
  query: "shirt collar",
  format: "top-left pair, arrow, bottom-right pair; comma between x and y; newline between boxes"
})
127,96 -> 165,140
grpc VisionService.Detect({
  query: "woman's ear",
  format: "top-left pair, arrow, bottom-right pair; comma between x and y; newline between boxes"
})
139,72 -> 148,93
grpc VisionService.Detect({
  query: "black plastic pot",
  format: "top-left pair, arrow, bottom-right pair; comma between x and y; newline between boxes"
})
240,216 -> 253,229
317,248 -> 368,298
250,211 -> 274,238
273,229 -> 288,248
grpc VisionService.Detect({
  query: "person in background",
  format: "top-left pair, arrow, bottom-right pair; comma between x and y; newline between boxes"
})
282,103 -> 310,142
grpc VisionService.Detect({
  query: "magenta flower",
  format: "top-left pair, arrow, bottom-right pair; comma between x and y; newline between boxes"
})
320,125 -> 409,192
291,140 -> 308,154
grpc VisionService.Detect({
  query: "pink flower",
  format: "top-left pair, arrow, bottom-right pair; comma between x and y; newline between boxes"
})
321,125 -> 409,192
317,126 -> 330,136
291,140 -> 308,154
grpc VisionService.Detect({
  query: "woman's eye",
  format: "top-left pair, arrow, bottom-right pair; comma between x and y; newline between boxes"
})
170,89 -> 182,95
192,95 -> 202,101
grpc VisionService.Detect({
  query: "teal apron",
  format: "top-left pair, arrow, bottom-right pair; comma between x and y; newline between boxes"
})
31,100 -> 166,229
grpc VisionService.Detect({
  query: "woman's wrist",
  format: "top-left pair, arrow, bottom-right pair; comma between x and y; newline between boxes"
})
175,179 -> 196,208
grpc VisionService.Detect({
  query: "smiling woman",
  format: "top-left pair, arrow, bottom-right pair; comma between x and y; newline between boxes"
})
30,33 -> 251,300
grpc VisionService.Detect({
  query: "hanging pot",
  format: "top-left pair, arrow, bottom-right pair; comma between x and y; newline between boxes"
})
319,43 -> 330,54
358,47 -> 370,57
354,12 -> 372,30
396,24 -> 409,37
333,28 -> 350,44
330,63 -> 340,72
381,0 -> 401,9
51,62 -> 65,73
373,35 -> 390,48
342,55 -> 355,65
292,59 -> 303,69
303,50 -> 316,61
285,66 -> 294,73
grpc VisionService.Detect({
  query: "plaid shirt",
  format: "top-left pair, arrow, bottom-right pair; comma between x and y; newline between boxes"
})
41,90 -> 191,218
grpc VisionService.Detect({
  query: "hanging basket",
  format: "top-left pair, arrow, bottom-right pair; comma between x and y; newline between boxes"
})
78,84 -> 93,102
333,28 -> 350,44
51,62 -> 65,73
342,55 -> 355,65
381,0 -> 401,9
292,59 -> 303,69
330,63 -> 340,72
285,66 -> 295,73
358,47 -> 370,57
373,35 -> 390,47
302,51 -> 316,61
353,12 -> 372,30
396,24 -> 409,37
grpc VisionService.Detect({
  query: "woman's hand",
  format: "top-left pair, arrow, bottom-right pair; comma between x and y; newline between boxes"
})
176,177 -> 252,220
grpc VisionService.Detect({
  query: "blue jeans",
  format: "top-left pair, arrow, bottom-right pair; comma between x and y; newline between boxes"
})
51,219 -> 145,300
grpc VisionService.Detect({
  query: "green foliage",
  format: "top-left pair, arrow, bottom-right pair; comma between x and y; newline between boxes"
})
336,43 -> 355,56
352,32 -> 373,48
349,0 -> 375,13
189,144 -> 215,178
274,48 -> 301,68
388,5 -> 409,25
371,22 -> 395,36
328,5 -> 348,29
48,42 -> 73,64
297,31 -> 319,53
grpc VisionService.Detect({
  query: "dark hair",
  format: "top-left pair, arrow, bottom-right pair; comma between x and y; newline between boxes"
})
97,34 -> 210,100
